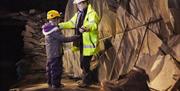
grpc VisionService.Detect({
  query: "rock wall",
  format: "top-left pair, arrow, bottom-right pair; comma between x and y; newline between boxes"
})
15,0 -> 180,90
16,10 -> 47,82
63,0 -> 180,90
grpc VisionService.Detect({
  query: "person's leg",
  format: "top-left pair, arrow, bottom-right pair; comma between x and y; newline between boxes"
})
46,58 -> 52,87
82,56 -> 92,85
79,54 -> 93,87
51,57 -> 61,88
59,56 -> 63,85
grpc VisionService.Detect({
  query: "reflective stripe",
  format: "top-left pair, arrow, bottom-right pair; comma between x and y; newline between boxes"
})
42,27 -> 58,36
83,45 -> 96,48
89,20 -> 95,24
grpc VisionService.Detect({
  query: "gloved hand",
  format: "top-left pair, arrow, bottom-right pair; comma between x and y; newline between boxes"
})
42,22 -> 59,35
71,46 -> 79,53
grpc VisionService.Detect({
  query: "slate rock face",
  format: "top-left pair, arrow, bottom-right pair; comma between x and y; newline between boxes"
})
8,0 -> 179,90
15,10 -> 47,82
63,0 -> 180,90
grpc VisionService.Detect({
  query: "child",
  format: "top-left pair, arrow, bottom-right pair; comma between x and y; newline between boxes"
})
42,10 -> 80,88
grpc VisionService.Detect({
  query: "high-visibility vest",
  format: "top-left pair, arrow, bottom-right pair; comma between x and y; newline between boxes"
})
58,4 -> 100,56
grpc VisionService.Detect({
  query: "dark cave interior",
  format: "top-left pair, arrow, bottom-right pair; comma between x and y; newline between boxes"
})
0,0 -> 68,90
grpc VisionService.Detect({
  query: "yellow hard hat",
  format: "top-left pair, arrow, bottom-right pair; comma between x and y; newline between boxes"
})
47,10 -> 61,20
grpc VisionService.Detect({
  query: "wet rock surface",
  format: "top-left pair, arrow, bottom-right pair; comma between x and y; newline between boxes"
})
1,0 -> 179,90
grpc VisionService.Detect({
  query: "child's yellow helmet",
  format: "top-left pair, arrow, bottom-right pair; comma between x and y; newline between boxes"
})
47,10 -> 61,20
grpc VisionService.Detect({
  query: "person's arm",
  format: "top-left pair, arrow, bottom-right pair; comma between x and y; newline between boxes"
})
51,31 -> 80,42
58,13 -> 77,29
62,35 -> 80,43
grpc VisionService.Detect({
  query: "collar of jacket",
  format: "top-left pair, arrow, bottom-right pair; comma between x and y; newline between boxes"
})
78,4 -> 93,14
85,4 -> 94,15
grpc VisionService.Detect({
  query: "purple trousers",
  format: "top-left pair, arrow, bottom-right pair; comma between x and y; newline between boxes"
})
46,56 -> 63,87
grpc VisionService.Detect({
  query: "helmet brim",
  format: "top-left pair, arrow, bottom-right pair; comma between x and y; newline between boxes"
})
73,0 -> 86,4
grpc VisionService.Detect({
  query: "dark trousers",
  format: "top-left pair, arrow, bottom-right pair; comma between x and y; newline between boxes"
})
80,48 -> 93,85
46,56 -> 63,86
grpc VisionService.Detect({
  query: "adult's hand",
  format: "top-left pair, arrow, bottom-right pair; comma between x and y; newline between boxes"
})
79,26 -> 89,33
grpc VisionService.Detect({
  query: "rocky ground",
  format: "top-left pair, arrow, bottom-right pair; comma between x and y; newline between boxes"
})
10,78 -> 100,91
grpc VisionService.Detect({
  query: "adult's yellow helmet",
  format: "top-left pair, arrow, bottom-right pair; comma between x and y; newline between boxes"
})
73,0 -> 87,4
47,10 -> 61,20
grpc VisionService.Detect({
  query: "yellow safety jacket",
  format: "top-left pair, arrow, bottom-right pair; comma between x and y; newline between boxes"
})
58,4 -> 100,56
